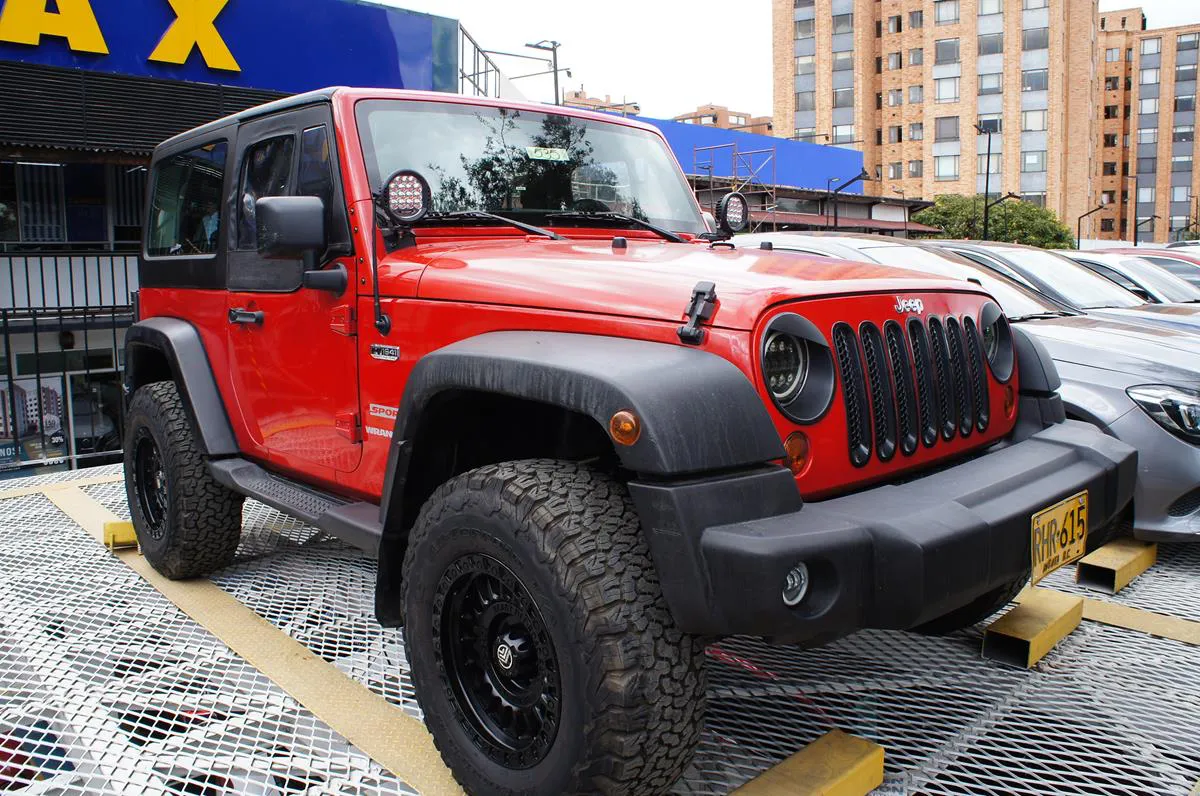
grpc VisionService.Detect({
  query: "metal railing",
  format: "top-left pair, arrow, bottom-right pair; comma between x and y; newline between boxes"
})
459,25 -> 504,98
1,250 -> 136,477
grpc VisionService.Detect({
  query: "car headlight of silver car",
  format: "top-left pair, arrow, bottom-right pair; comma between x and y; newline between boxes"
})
1127,384 -> 1200,442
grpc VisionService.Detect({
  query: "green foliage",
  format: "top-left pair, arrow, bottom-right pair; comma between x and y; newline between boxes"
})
1180,227 -> 1200,242
913,194 -> 1076,249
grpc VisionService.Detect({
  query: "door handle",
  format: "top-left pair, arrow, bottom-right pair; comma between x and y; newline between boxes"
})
228,308 -> 264,325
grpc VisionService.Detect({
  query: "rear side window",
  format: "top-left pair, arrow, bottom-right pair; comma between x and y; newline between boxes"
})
147,142 -> 228,257
237,135 -> 295,250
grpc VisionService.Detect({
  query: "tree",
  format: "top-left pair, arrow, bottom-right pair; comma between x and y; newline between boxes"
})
913,194 -> 1075,249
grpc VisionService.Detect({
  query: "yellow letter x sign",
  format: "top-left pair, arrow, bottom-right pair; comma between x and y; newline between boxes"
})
149,0 -> 240,72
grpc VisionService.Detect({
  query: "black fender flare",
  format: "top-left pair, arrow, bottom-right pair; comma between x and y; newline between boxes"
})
374,331 -> 786,623
124,317 -> 239,457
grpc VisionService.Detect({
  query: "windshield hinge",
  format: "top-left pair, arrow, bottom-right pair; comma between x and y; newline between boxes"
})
330,304 -> 355,336
677,281 -> 718,345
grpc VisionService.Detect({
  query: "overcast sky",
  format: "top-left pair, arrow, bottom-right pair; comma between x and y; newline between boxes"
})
384,0 -> 1196,120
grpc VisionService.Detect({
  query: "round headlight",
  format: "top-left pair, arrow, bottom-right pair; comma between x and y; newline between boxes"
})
978,302 -> 1014,382
763,331 -> 808,401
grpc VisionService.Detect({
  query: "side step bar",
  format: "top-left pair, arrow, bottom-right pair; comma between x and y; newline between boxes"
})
208,458 -> 383,555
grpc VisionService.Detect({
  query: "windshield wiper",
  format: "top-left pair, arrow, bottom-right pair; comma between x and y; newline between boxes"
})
422,210 -> 562,240
1008,310 -> 1076,322
545,211 -> 686,243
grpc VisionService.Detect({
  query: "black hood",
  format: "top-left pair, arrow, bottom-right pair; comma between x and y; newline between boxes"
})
1020,313 -> 1200,384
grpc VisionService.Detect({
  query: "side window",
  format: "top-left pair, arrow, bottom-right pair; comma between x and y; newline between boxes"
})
147,141 -> 228,257
237,135 -> 295,250
1081,261 -> 1138,291
297,125 -> 348,246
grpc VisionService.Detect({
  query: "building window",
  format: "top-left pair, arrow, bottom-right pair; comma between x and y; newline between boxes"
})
1137,186 -> 1156,204
935,115 -> 960,141
832,13 -> 853,34
1023,28 -> 1049,51
1180,33 -> 1200,51
875,56 -> 884,74
935,77 -> 960,103
794,127 -> 816,141
1178,64 -> 1198,83
1141,37 -> 1161,55
1139,97 -> 1158,114
1138,157 -> 1157,174
1022,150 -> 1047,172
934,0 -> 959,25
1102,162 -> 1117,176
795,91 -> 816,111
910,47 -> 924,65
979,73 -> 1003,95
1104,76 -> 1120,90
978,153 -> 1001,174
1174,186 -> 1193,203
1102,190 -> 1115,204
978,33 -> 1003,56
1021,109 -> 1047,131
888,89 -> 904,106
1103,105 -> 1119,119
1023,0 -> 1048,8
910,122 -> 924,140
1177,96 -> 1197,113
1101,218 -> 1115,232
876,92 -> 884,109
1103,133 -> 1118,147
1105,47 -> 1121,62
889,162 -> 904,179
909,159 -> 924,177
888,52 -> 903,70
1173,155 -> 1193,172
1140,68 -> 1160,85
909,84 -> 924,103
794,19 -> 815,37
935,38 -> 960,64
1022,192 -> 1046,207
1137,127 -> 1157,144
979,0 -> 1002,15
934,155 -> 960,180
909,10 -> 924,29
832,124 -> 855,144
796,55 -> 815,74
147,141 -> 228,257
1022,69 -> 1049,92
1176,125 -> 1196,143
888,125 -> 904,143
832,51 -> 854,71
977,114 -> 1002,134
876,128 -> 884,145
888,15 -> 902,33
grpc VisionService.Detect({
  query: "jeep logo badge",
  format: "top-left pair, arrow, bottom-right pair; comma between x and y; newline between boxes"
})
895,297 -> 925,314
495,641 -> 514,671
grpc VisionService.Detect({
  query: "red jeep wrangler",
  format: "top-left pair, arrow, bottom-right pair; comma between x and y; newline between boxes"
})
124,88 -> 1135,794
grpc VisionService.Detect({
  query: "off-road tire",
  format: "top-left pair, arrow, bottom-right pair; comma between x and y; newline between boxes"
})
402,460 -> 707,796
124,381 -> 244,579
911,572 -> 1028,635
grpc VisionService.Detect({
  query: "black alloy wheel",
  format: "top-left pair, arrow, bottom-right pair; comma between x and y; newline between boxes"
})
132,427 -> 168,539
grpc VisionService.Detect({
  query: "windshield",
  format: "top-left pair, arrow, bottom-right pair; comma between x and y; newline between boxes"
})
995,248 -> 1144,309
1116,257 -> 1200,303
858,245 -> 1063,318
355,100 -> 706,235
1142,255 -> 1200,286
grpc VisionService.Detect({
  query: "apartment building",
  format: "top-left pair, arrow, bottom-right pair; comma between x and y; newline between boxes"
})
562,89 -> 642,115
673,104 -> 775,134
771,0 -> 1100,235
1096,9 -> 1200,243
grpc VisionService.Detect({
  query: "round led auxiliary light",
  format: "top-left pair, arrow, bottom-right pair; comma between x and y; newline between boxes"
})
715,191 -> 749,235
382,169 -> 431,224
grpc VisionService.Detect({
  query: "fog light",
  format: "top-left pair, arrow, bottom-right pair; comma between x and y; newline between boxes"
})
781,562 -> 810,607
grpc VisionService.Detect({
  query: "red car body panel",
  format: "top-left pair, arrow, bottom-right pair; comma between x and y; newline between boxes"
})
137,87 -> 1020,504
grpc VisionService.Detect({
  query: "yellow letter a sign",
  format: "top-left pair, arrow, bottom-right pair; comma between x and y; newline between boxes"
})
0,0 -> 109,54
149,0 -> 240,72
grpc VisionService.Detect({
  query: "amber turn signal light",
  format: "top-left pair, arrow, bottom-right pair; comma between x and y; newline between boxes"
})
784,431 -> 811,475
1003,384 -> 1016,418
609,410 -> 641,446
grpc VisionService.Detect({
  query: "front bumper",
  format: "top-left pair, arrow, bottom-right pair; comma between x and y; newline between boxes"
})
628,420 -> 1136,644
1106,407 -> 1200,542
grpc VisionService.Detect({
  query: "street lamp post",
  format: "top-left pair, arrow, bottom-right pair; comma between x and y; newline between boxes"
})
525,40 -> 562,104
831,168 -> 872,231
975,123 -> 995,240
1077,203 -> 1108,250
824,177 -> 840,230
892,187 -> 909,236
1134,214 -> 1160,246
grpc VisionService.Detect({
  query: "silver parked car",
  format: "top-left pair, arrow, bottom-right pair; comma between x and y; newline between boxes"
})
737,231 -> 1200,542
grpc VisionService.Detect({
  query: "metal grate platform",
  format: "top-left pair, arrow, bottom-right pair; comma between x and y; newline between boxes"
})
4,465 -> 1200,795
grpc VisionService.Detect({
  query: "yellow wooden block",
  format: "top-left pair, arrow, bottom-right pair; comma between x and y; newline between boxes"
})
732,729 -> 884,796
982,587 -> 1083,668
102,520 -> 138,550
1076,539 -> 1156,594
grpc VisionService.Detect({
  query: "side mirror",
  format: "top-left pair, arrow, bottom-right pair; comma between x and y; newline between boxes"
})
715,192 -> 749,236
256,196 -> 326,259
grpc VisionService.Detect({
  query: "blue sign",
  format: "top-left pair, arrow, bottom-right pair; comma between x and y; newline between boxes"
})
639,116 -> 867,194
0,0 -> 459,94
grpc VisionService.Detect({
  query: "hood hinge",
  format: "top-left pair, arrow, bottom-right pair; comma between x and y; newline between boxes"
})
678,281 -> 718,345
330,304 -> 356,336
335,411 -> 362,443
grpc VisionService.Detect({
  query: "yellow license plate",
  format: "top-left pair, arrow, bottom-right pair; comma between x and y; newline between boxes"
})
1030,490 -> 1088,583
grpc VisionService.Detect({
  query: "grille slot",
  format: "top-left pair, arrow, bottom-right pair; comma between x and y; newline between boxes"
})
908,319 -> 940,448
860,322 -> 898,462
945,317 -> 974,438
833,323 -> 872,467
963,316 -> 990,432
926,318 -> 957,441
885,321 -> 920,456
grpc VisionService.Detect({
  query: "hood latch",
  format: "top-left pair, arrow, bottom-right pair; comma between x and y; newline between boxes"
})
678,281 -> 718,345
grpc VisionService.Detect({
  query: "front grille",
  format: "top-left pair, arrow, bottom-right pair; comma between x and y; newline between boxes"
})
833,323 -> 872,467
838,314 -> 993,467
1168,487 -> 1200,517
